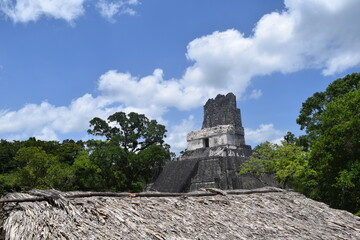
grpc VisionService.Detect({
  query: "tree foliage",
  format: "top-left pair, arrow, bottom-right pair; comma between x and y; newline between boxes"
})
240,142 -> 316,191
14,147 -> 60,190
240,73 -> 360,214
297,73 -> 359,140
87,112 -> 170,192
88,112 -> 167,153
309,88 -> 360,213
0,112 -> 170,195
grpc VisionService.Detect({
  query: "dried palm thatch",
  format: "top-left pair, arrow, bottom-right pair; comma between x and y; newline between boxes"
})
0,187 -> 359,240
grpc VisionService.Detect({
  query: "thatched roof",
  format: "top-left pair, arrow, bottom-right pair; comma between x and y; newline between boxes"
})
1,187 -> 359,240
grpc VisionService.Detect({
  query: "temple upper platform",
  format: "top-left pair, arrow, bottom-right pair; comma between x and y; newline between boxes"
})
187,93 -> 247,151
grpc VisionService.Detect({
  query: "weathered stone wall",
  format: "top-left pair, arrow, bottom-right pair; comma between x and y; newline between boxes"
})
151,158 -> 199,193
189,155 -> 281,191
151,147 -> 280,193
187,125 -> 245,150
202,93 -> 242,129
188,125 -> 242,140
183,146 -> 252,159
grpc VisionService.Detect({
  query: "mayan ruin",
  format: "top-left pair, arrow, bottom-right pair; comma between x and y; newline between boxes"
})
151,93 -> 278,192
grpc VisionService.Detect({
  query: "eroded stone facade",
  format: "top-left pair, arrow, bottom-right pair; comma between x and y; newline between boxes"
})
187,125 -> 245,151
202,92 -> 242,129
186,92 -> 248,153
151,93 -> 279,192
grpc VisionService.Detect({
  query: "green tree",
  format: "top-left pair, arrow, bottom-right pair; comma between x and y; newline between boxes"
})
239,142 -> 276,176
0,140 -> 19,174
283,131 -> 296,144
283,131 -> 311,151
87,112 -> 170,192
14,147 -> 58,190
87,141 -> 128,191
88,112 -> 167,153
0,173 -> 18,196
297,73 -> 359,140
310,88 -> 360,213
239,141 -> 316,191
46,162 -> 74,191
21,137 -> 61,154
72,151 -> 103,191
55,140 -> 83,164
13,146 -> 75,191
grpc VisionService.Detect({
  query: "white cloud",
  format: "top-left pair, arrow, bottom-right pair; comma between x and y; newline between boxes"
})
96,0 -> 139,22
34,127 -> 58,141
0,0 -> 140,23
0,94 -> 121,140
0,89 -> 169,143
96,0 -> 122,23
270,137 -> 285,146
182,0 -> 360,94
249,89 -> 262,99
165,115 -> 195,155
97,69 -> 212,110
245,124 -> 286,146
0,0 -> 86,23
127,0 -> 139,4
121,7 -> 136,16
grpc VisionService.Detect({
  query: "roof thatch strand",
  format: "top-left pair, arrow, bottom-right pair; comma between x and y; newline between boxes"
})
1,187 -> 359,240
0,187 -> 284,204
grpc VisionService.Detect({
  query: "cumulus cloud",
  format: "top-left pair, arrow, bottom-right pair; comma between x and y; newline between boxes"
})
0,94 -> 120,140
182,0 -> 360,94
96,0 -> 139,23
249,89 -> 263,99
0,0 -> 140,23
0,0 -> 86,23
1,0 -> 360,150
98,69 -> 211,110
0,86 -> 169,142
245,124 -> 286,146
165,115 -> 196,154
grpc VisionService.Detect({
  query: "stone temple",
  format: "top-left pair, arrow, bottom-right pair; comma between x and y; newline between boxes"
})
187,92 -> 248,153
151,93 -> 277,192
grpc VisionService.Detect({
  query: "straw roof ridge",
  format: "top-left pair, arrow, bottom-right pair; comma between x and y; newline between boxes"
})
1,187 -> 360,240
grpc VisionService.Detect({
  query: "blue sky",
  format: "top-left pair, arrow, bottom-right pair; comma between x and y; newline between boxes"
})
0,0 -> 360,154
